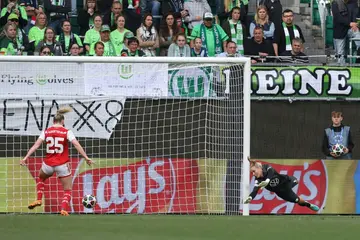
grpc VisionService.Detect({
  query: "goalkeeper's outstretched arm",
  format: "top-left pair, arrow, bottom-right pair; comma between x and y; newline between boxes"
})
244,181 -> 260,203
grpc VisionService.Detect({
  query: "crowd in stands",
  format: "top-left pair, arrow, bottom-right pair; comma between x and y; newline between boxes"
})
332,0 -> 360,64
0,0 -> 309,63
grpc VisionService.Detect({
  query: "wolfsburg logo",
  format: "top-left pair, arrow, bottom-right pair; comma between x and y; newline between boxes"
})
169,67 -> 213,97
36,74 -> 47,85
118,64 -> 133,79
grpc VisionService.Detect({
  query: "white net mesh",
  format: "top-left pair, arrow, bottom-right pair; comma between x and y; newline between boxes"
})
0,57 -> 250,215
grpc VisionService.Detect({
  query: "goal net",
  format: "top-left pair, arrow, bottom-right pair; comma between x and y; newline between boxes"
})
0,56 -> 250,215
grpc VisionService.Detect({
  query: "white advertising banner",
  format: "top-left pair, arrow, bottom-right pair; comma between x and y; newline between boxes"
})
84,63 -> 168,97
0,96 -> 125,139
0,62 -> 85,96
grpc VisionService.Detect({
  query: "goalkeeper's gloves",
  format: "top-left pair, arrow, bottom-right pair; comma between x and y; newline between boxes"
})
258,179 -> 270,189
244,196 -> 252,204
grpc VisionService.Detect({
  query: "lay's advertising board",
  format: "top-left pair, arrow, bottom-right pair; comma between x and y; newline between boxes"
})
0,158 -> 359,214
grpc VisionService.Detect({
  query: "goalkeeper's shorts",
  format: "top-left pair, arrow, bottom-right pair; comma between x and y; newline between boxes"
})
275,176 -> 299,203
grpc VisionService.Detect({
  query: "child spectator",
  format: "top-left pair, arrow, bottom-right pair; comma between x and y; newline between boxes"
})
168,32 -> 191,56
191,37 -> 207,56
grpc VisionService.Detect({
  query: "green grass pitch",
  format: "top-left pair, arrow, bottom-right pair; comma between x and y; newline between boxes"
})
0,215 -> 359,240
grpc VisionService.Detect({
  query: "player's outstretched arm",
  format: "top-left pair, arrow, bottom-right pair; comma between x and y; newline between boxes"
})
244,182 -> 260,204
20,138 -> 44,166
71,139 -> 94,166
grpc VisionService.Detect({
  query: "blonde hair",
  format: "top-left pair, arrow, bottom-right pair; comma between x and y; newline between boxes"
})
254,5 -> 269,25
248,157 -> 262,168
54,107 -> 72,123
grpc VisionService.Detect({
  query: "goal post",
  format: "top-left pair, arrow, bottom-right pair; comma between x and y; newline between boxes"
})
0,56 -> 251,216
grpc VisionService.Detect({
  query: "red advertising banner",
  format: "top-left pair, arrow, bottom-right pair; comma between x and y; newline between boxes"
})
26,157 -> 199,213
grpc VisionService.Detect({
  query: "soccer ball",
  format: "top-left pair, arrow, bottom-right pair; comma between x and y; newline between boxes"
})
331,143 -> 344,157
82,194 -> 97,209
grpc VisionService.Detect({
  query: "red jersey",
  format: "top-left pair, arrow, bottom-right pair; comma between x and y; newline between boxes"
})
39,126 -> 76,166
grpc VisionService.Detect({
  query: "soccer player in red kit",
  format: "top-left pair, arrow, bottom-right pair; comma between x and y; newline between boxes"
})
20,107 -> 93,216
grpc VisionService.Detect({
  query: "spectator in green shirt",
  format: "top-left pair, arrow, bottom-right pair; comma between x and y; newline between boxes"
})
56,20 -> 84,55
89,24 -> 116,56
110,14 -> 130,56
189,12 -> 229,56
7,13 -> 33,54
120,38 -> 145,56
28,12 -> 47,46
0,22 -> 17,55
84,14 -> 102,54
0,0 -> 28,28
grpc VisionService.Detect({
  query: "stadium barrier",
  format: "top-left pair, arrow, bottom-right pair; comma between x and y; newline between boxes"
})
1,158 -> 359,214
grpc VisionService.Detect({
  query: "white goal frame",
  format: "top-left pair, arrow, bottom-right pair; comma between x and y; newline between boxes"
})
0,56 -> 251,216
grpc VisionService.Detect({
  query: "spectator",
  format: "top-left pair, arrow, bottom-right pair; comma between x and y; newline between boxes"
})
56,20 -> 83,55
122,0 -> 142,34
110,14 -> 130,56
249,5 -> 275,40
140,0 -> 160,17
39,45 -> 52,55
0,0 -> 27,28
0,22 -> 17,55
184,0 -> 211,30
245,26 -> 274,63
22,2 -> 39,34
83,14 -> 102,54
191,37 -> 207,56
175,13 -> 189,40
223,0 -> 247,23
93,41 -> 104,56
122,31 -> 135,51
136,13 -> 159,56
217,40 -> 241,57
69,42 -> 80,56
347,0 -> 358,22
279,37 -> 308,63
221,7 -> 246,55
259,0 -> 282,29
28,12 -> 47,46
322,111 -> 354,159
43,0 -> 71,34
273,9 -> 305,56
159,12 -> 179,56
168,32 -> 191,56
89,24 -> 116,56
35,27 -> 64,55
103,1 -> 122,31
78,0 -> 100,36
162,0 -> 186,17
332,0 -> 360,64
121,37 -> 145,56
190,12 -> 228,56
8,13 -> 33,54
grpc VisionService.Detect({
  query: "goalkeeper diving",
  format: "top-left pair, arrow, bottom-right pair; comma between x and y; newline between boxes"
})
244,157 -> 320,212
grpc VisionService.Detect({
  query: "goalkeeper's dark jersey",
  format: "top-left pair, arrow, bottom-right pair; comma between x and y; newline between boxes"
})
249,164 -> 291,199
